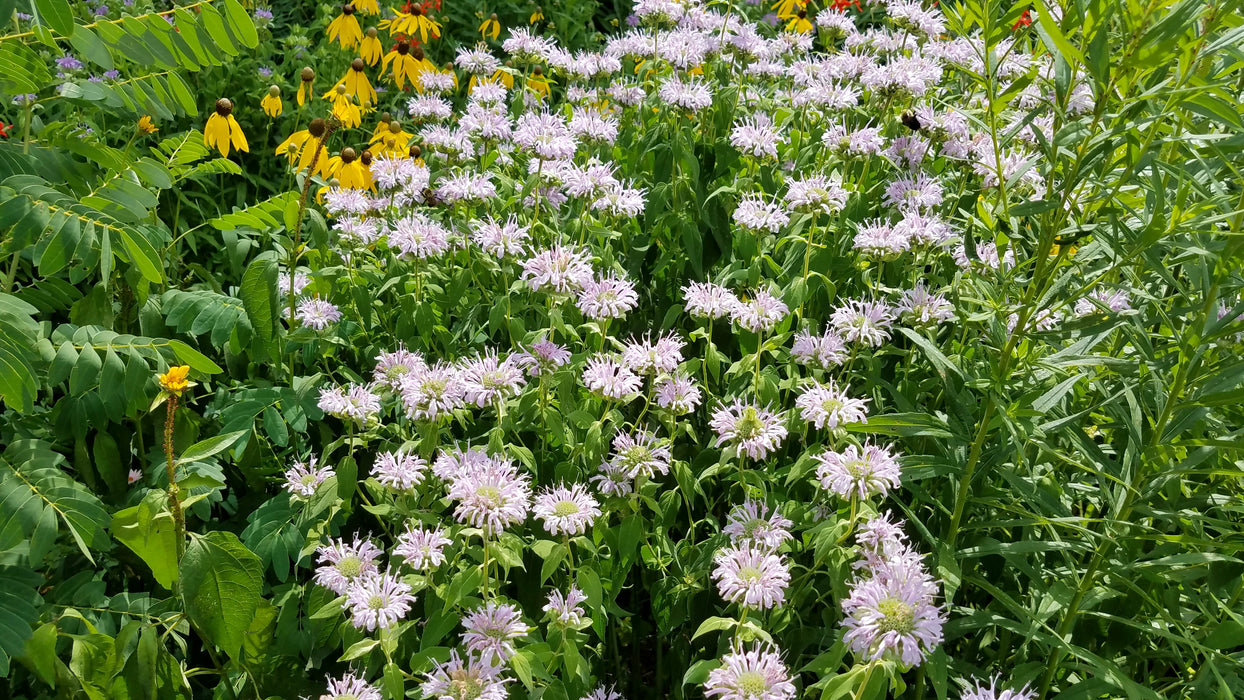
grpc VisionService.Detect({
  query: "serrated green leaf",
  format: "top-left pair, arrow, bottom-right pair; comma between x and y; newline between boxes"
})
179,531 -> 264,660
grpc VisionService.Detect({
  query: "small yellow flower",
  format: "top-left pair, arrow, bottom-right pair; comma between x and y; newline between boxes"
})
157,365 -> 192,397
326,147 -> 373,190
326,85 -> 364,128
479,13 -> 501,40
137,115 -> 158,134
786,11 -> 813,33
382,41 -> 435,91
261,85 -> 283,118
529,6 -> 544,23
297,67 -> 315,106
328,4 -> 364,48
203,98 -> 248,158
359,26 -> 383,65
771,0 -> 802,19
526,66 -> 551,99
369,119 -> 412,157
380,5 -> 441,43
276,118 -> 331,177
354,0 -> 380,14
325,58 -> 378,107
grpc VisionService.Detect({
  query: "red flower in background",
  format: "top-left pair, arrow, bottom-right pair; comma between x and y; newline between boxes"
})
0,122 -> 10,138
1012,9 -> 1032,29
830,0 -> 861,10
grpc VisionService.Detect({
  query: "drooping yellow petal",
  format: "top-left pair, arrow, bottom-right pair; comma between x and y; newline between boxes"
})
360,31 -> 382,65
227,114 -> 249,153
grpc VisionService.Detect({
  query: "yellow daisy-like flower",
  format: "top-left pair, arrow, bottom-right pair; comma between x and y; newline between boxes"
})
380,6 -> 441,43
786,10 -> 813,33
261,85 -> 283,117
359,26 -> 383,65
354,0 -> 380,14
327,3 -> 364,49
137,115 -> 158,134
325,58 -> 378,107
382,41 -> 435,91
297,67 -> 315,107
479,12 -> 500,40
157,365 -> 192,397
526,66 -> 551,100
438,63 -> 459,91
203,98 -> 249,158
372,113 -> 394,141
325,147 -> 373,190
529,6 -> 544,23
771,0 -> 803,19
368,119 -> 412,157
275,118 -> 331,177
326,86 -> 364,129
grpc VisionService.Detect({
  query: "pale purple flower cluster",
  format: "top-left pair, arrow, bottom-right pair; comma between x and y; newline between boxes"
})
543,585 -> 589,626
796,379 -> 869,430
815,442 -> 902,500
710,400 -> 788,461
317,384 -> 381,425
703,642 -> 797,700
393,524 -> 451,570
446,459 -> 532,536
533,483 -> 601,536
284,455 -> 333,498
713,544 -> 791,610
320,672 -> 382,700
296,297 -> 342,330
462,602 -> 529,663
723,500 -> 793,551
373,450 -> 427,490
313,536 -> 383,595
581,355 -> 642,400
842,514 -> 946,667
344,569 -> 416,631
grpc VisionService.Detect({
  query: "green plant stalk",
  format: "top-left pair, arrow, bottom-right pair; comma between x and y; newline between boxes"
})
163,395 -> 186,562
285,120 -> 338,385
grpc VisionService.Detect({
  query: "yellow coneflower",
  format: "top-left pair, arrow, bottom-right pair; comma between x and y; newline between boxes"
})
326,85 -> 364,128
371,112 -> 393,141
771,0 -> 802,19
354,0 -> 380,14
297,67 -> 315,106
137,115 -> 158,134
529,5 -> 544,23
479,12 -> 500,40
368,119 -> 412,157
327,3 -> 364,49
325,147 -> 373,190
275,118 -> 331,177
786,8 -> 813,33
261,85 -> 283,117
325,58 -> 378,107
382,41 -> 435,91
526,65 -> 551,100
359,26 -> 382,65
157,365 -> 192,397
203,98 -> 248,158
380,5 -> 441,43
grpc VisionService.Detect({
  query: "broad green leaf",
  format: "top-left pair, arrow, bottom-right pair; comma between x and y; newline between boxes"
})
178,430 -> 246,465
111,491 -> 180,589
0,566 -> 42,676
35,0 -> 75,36
167,339 -> 222,374
179,531 -> 264,660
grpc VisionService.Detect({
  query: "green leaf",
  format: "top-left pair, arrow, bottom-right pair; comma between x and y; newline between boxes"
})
111,491 -> 180,589
0,293 -> 42,413
222,0 -> 259,48
167,339 -> 221,374
179,531 -> 264,660
35,0 -> 75,36
178,430 -> 246,465
0,566 -> 42,677
68,26 -> 114,69
0,445 -> 111,562
118,226 -> 164,283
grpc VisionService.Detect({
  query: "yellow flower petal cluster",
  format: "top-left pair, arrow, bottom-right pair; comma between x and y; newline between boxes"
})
261,86 -> 283,118
137,115 -> 158,134
380,6 -> 441,43
354,0 -> 380,13
276,118 -> 331,177
369,119 -> 412,157
297,67 -> 315,107
326,147 -> 374,190
529,6 -> 544,23
325,59 -> 377,107
203,98 -> 248,158
382,41 -> 436,90
479,13 -> 500,40
359,27 -> 383,65
327,4 -> 364,48
157,365 -> 191,397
